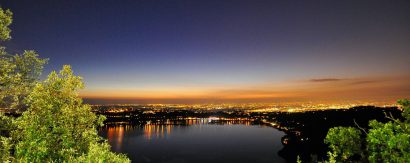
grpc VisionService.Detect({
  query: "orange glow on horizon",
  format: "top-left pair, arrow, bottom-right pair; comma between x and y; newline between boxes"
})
81,75 -> 410,104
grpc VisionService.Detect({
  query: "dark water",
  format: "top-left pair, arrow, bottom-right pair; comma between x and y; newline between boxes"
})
99,119 -> 286,163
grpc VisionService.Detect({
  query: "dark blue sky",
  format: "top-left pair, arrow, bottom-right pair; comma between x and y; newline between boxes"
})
1,0 -> 409,103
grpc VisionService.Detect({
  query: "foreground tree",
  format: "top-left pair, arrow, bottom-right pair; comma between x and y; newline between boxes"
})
366,99 -> 410,162
0,48 -> 48,112
13,65 -> 129,162
0,8 -> 48,160
324,127 -> 362,161
0,7 -> 48,112
325,99 -> 410,162
0,6 -> 129,162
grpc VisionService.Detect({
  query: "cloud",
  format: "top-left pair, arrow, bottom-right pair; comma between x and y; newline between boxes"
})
307,78 -> 379,85
309,78 -> 343,82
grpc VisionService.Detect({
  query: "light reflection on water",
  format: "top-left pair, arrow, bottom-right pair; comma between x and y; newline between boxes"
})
99,118 -> 285,163
143,124 -> 173,140
106,125 -> 125,151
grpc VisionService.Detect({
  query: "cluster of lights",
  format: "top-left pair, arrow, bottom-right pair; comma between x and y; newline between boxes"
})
91,101 -> 397,113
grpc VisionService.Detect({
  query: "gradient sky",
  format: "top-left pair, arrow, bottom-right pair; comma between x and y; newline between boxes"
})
1,0 -> 409,104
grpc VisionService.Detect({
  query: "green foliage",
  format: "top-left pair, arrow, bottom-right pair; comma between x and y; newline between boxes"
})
325,151 -> 337,163
0,6 -> 47,112
0,8 -> 12,41
325,127 -> 362,161
12,65 -> 128,162
0,113 -> 15,161
366,100 -> 410,163
366,120 -> 410,162
296,155 -> 302,163
0,136 -> 12,161
0,48 -> 48,111
0,113 -> 13,133
0,66 -> 130,162
398,99 -> 410,122
325,99 -> 410,162
75,142 -> 130,163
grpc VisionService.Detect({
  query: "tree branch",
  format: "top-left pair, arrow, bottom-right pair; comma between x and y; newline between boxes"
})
353,119 -> 368,134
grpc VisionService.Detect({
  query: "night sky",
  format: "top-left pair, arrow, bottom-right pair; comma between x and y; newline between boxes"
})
1,0 -> 409,104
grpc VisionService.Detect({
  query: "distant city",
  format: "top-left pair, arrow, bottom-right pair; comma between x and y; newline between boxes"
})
91,101 -> 398,113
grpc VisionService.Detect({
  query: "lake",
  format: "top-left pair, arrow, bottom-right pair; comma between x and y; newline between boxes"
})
99,119 -> 287,163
